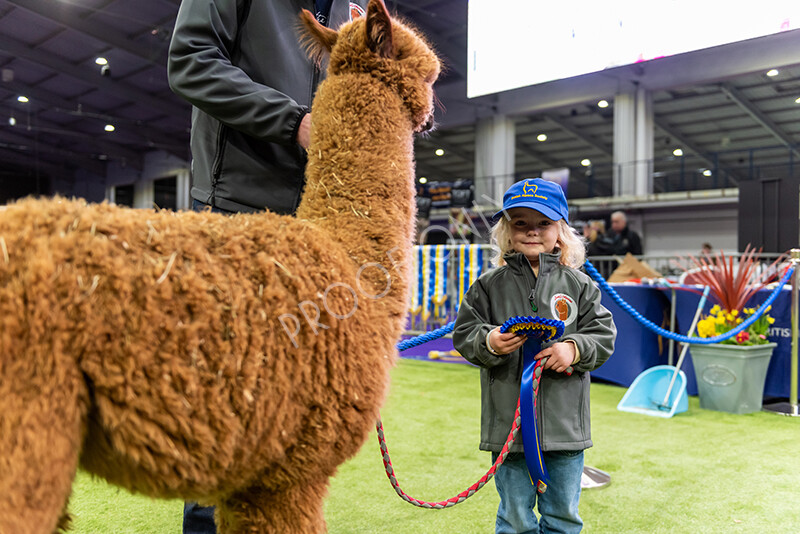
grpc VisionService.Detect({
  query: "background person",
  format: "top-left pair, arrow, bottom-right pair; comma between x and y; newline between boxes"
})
582,219 -> 606,257
168,1 -> 367,532
606,210 -> 643,256
453,179 -> 616,533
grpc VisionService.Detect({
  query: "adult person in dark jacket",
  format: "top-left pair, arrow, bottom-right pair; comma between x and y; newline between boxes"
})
606,210 -> 643,255
168,0 -> 367,215
167,1 -> 367,531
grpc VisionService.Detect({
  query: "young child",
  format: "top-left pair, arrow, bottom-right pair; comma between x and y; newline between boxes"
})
453,178 -> 616,534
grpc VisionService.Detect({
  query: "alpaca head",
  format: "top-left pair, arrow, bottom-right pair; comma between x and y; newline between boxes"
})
299,0 -> 441,133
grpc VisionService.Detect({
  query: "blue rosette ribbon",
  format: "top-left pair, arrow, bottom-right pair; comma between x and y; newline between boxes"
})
499,315 -> 565,494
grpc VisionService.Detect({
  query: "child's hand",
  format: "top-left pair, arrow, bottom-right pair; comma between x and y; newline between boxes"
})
534,342 -> 575,373
487,327 -> 526,355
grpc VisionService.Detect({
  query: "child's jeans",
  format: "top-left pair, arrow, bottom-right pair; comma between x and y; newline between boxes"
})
491,450 -> 584,534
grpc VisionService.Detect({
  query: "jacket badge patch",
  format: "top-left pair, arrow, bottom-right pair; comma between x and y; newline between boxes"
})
550,293 -> 577,326
350,3 -> 365,20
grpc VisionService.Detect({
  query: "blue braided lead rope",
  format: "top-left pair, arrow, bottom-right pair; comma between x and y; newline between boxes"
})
584,260 -> 794,345
397,321 -> 455,352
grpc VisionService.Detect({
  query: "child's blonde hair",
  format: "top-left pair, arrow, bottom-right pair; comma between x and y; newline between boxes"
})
490,216 -> 586,269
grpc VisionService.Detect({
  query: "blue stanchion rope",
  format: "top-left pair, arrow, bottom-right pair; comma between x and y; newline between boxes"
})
397,322 -> 455,352
583,260 -> 794,345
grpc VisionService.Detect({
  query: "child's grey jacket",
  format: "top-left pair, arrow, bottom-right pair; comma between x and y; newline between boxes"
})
454,251 -> 616,452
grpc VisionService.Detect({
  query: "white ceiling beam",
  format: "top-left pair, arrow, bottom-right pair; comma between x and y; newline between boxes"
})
719,82 -> 800,160
541,113 -> 613,158
653,117 -> 741,183
515,139 -> 564,169
436,29 -> 800,128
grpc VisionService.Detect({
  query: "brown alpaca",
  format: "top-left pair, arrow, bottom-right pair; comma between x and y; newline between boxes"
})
0,1 -> 440,532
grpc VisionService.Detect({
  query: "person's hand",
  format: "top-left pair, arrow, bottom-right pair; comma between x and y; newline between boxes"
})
297,112 -> 312,149
487,327 -> 526,355
534,342 -> 575,373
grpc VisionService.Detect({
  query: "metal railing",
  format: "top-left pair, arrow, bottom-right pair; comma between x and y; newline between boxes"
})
466,144 -> 799,202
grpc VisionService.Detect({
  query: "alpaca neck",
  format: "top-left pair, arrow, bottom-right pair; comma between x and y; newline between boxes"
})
297,74 -> 416,306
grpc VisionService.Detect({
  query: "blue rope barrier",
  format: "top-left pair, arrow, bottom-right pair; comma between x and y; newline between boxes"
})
584,260 -> 794,345
397,321 -> 455,352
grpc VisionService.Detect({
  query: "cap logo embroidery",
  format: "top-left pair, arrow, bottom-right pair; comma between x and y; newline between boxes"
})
510,180 -> 548,201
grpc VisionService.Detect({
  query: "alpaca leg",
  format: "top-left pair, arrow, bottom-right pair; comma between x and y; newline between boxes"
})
217,478 -> 330,534
0,359 -> 87,534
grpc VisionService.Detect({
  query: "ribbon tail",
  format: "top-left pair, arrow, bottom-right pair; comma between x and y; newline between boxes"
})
520,338 -> 549,493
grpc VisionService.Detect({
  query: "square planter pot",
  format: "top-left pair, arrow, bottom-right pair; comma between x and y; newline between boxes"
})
690,342 -> 776,414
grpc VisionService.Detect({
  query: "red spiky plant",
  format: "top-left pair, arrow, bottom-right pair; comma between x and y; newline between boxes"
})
682,245 -> 787,310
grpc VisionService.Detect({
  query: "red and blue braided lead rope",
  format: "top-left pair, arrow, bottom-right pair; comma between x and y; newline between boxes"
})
379,315 -> 566,507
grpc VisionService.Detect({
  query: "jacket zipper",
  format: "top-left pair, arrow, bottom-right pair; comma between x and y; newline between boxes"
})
525,257 -> 539,314
209,122 -> 229,205
208,0 -> 251,206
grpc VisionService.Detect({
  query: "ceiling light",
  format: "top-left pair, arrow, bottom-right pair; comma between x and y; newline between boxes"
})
96,57 -> 108,65
702,169 -> 712,177
418,177 -> 428,184
673,148 -> 684,157
795,97 -> 800,104
17,96 -> 28,103
537,133 -> 547,142
766,69 -> 779,77
8,117 -> 15,126
104,124 -> 115,132
580,158 -> 591,167
597,100 -> 609,108
434,148 -> 445,156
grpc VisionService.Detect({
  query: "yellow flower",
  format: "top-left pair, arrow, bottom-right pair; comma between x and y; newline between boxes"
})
768,317 -> 775,324
710,304 -> 721,315
725,313 -> 734,322
697,319 -> 716,338
731,309 -> 739,317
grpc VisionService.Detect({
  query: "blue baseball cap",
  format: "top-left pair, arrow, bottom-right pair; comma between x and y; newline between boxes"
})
493,178 -> 569,224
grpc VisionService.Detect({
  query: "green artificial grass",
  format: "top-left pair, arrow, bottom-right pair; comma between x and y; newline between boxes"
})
69,359 -> 800,533
69,470 -> 181,533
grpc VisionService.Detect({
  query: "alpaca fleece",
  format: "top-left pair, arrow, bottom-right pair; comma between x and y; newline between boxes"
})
0,1 -> 440,532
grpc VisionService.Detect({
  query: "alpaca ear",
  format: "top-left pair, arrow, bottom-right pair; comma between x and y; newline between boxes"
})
365,0 -> 393,58
298,9 -> 338,62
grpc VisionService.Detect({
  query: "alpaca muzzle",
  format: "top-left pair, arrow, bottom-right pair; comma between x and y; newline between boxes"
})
418,114 -> 435,133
